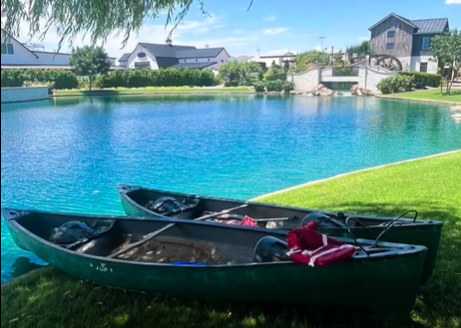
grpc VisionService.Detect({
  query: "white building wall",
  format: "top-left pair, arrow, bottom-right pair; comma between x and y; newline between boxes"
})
126,44 -> 160,70
410,53 -> 438,74
397,56 -> 412,72
178,51 -> 230,70
1,37 -> 38,65
34,52 -> 71,66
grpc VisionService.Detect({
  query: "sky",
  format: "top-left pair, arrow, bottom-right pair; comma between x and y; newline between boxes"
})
8,0 -> 461,59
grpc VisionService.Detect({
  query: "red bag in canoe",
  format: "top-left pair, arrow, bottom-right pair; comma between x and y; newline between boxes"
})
286,221 -> 356,267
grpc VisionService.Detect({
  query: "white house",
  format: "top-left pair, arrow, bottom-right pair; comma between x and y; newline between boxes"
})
118,40 -> 231,72
1,30 -> 116,69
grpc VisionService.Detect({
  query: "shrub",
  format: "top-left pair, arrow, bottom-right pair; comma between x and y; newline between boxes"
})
283,81 -> 294,93
399,72 -> 440,89
266,80 -> 284,92
253,81 -> 266,93
377,77 -> 394,94
377,74 -> 414,94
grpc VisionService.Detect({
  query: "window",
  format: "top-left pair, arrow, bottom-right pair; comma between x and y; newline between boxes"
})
387,31 -> 395,38
422,37 -> 431,50
420,63 -> 428,73
386,43 -> 395,50
1,43 -> 14,55
134,62 -> 151,69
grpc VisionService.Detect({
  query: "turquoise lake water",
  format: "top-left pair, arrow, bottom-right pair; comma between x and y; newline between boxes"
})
1,95 -> 460,282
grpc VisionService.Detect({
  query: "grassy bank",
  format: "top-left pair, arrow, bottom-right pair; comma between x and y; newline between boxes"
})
54,87 -> 254,97
382,90 -> 461,104
2,152 -> 461,328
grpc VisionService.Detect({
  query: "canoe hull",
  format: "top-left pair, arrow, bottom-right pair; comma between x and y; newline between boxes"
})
4,212 -> 426,321
119,185 -> 442,284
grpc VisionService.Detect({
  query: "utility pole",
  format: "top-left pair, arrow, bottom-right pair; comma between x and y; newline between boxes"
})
319,36 -> 326,53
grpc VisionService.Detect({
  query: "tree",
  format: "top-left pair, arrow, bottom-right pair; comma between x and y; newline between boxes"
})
70,46 -> 111,90
218,61 -> 264,86
430,29 -> 461,94
346,40 -> 370,57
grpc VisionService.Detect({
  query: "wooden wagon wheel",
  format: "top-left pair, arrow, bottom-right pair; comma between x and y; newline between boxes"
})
376,55 -> 403,71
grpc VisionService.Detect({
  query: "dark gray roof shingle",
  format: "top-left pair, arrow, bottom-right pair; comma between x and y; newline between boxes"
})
139,43 -> 196,58
118,53 -> 130,61
411,19 -> 449,34
169,62 -> 217,70
156,57 -> 180,69
369,13 -> 418,31
176,48 -> 225,59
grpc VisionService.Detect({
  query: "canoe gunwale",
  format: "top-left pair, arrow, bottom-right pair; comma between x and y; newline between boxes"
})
3,208 -> 428,269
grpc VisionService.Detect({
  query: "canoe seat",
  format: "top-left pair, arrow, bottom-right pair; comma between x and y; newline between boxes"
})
253,236 -> 289,262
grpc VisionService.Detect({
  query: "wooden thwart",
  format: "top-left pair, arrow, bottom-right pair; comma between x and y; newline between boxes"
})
109,204 -> 249,258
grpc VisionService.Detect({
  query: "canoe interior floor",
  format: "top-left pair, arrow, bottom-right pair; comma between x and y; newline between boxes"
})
110,235 -> 255,265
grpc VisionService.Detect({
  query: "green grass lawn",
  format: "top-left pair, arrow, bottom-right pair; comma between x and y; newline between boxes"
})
384,90 -> 461,104
2,152 -> 461,328
54,86 -> 254,97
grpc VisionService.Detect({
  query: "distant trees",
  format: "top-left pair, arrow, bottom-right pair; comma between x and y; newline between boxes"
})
430,29 -> 461,94
70,46 -> 111,90
295,51 -> 330,72
346,40 -> 370,57
218,62 -> 264,86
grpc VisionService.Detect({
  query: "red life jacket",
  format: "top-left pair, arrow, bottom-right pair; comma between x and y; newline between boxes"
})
287,221 -> 356,267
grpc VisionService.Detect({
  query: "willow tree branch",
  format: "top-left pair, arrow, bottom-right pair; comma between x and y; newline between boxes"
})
1,0 -> 255,51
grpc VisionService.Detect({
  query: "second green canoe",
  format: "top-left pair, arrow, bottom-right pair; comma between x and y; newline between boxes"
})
118,184 -> 443,284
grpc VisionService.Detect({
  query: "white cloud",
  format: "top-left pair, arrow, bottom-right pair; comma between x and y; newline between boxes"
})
264,15 -> 277,22
359,37 -> 369,41
263,27 -> 290,36
445,0 -> 461,4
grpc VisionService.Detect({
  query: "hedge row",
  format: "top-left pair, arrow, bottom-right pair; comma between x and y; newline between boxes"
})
95,69 -> 216,88
1,69 -> 79,89
1,68 -> 217,90
398,72 -> 440,89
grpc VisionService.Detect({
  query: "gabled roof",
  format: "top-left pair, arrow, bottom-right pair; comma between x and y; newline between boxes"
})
118,53 -> 130,62
1,29 -> 39,58
176,48 -> 225,59
369,13 -> 418,31
169,62 -> 217,70
411,18 -> 449,34
139,43 -> 196,58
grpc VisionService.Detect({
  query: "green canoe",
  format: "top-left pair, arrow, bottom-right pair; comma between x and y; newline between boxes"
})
118,184 -> 443,284
3,208 -> 426,320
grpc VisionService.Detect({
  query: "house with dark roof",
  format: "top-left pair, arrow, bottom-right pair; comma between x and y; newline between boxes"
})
117,40 -> 230,71
369,13 -> 449,74
1,29 -> 117,69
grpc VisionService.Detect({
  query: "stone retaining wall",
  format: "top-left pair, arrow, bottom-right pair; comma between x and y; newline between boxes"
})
289,66 -> 397,94
1,87 -> 50,104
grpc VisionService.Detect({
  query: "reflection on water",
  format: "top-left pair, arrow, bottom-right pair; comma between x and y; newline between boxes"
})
2,95 -> 460,282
